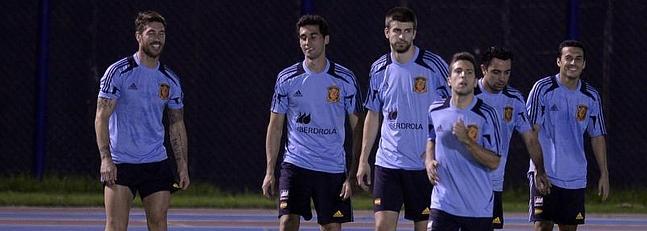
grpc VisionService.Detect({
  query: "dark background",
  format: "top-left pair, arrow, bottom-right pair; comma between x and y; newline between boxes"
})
1,0 -> 645,192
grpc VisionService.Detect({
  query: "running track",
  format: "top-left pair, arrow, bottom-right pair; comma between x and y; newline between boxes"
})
1,207 -> 646,230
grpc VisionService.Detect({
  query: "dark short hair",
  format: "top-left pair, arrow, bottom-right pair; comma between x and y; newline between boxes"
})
481,46 -> 513,68
135,11 -> 166,33
450,52 -> 476,70
385,6 -> 417,29
296,15 -> 329,37
558,40 -> 586,60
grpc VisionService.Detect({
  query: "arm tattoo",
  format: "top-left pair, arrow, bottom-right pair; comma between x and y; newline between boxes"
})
97,97 -> 114,110
95,97 -> 115,160
99,144 -> 111,159
168,108 -> 184,123
168,109 -> 188,165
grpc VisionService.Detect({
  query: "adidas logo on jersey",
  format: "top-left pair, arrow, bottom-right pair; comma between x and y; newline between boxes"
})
550,104 -> 559,111
128,83 -> 138,90
333,210 -> 344,217
293,90 -> 303,97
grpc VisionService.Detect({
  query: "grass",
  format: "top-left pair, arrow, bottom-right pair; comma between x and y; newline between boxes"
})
1,175 -> 646,213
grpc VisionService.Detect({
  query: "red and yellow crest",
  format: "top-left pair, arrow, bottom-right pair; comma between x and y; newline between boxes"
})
413,76 -> 427,93
467,124 -> 479,142
576,105 -> 588,121
503,106 -> 513,122
159,83 -> 170,100
327,86 -> 340,103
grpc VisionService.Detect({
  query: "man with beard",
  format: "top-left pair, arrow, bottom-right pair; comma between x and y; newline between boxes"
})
356,6 -> 449,231
474,46 -> 551,229
425,52 -> 502,231
262,15 -> 362,231
527,40 -> 609,231
95,11 -> 189,231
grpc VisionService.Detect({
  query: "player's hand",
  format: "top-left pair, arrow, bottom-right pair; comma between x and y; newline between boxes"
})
533,171 -> 551,195
262,174 -> 276,198
598,174 -> 610,201
356,161 -> 371,192
100,158 -> 117,186
452,118 -> 470,144
425,159 -> 440,185
340,178 -> 352,200
177,167 -> 190,190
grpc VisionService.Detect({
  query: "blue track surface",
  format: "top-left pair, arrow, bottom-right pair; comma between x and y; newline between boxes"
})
1,207 -> 646,230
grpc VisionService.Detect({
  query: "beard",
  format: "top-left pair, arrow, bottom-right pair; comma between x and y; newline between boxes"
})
142,42 -> 163,58
392,42 -> 412,53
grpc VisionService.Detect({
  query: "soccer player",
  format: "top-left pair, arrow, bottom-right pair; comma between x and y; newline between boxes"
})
425,52 -> 501,231
527,40 -> 609,231
262,15 -> 362,231
356,6 -> 449,231
95,11 -> 189,231
474,46 -> 552,229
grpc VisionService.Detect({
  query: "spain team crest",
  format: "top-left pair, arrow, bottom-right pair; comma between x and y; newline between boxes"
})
413,76 -> 427,93
467,124 -> 479,142
327,86 -> 340,103
576,105 -> 588,121
159,83 -> 170,100
503,106 -> 513,122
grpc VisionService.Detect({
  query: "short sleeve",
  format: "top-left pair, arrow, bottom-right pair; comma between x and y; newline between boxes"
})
586,92 -> 607,137
482,110 -> 502,156
363,72 -> 383,112
514,98 -> 532,134
98,63 -> 123,99
270,77 -> 289,114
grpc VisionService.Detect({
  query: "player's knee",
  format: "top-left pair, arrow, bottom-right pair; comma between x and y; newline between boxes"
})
279,214 -> 300,230
375,220 -> 397,231
534,221 -> 554,231
145,210 -> 168,226
105,219 -> 128,231
375,213 -> 398,231
320,222 -> 341,231
557,224 -> 578,231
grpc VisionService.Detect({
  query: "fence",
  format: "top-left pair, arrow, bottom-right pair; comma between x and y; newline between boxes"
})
1,0 -> 645,192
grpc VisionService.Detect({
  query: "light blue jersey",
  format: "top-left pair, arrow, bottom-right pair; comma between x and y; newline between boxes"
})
98,54 -> 183,164
428,97 -> 502,218
271,60 -> 362,173
475,79 -> 531,192
365,47 -> 449,170
527,74 -> 606,189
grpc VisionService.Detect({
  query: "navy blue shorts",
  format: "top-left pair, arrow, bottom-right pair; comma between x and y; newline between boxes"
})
278,162 -> 353,225
111,159 -> 178,199
428,209 -> 493,231
372,165 -> 432,221
492,191 -> 503,229
529,172 -> 585,225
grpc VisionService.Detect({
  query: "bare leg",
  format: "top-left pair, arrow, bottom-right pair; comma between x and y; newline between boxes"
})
279,214 -> 300,231
414,220 -> 428,231
104,185 -> 133,231
534,221 -> 554,231
558,224 -> 578,231
142,191 -> 171,231
375,211 -> 399,231
320,222 -> 341,231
